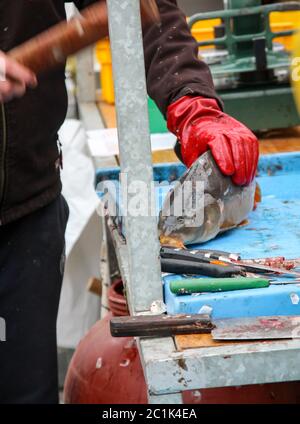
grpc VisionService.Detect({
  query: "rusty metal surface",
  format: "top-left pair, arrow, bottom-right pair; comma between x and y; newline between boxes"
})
212,316 -> 300,340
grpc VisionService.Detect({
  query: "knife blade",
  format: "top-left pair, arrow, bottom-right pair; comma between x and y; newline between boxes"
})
212,316 -> 300,341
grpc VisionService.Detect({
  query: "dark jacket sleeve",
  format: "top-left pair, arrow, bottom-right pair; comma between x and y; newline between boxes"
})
143,0 -> 222,117
70,0 -> 99,9
71,0 -> 221,116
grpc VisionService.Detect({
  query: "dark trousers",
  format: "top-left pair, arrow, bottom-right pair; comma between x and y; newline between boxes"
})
0,195 -> 69,404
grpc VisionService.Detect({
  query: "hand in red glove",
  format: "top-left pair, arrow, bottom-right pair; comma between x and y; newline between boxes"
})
167,96 -> 259,186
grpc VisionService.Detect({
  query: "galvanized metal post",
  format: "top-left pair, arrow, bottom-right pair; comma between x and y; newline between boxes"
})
106,0 -> 162,313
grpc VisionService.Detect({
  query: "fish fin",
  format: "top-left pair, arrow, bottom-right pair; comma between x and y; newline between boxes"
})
159,235 -> 186,249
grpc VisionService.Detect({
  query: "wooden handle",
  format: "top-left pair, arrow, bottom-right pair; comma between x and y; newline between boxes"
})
9,2 -> 108,74
110,314 -> 214,337
141,0 -> 160,24
8,0 -> 160,75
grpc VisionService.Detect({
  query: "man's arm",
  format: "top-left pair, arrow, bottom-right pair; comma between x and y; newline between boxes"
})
144,0 -> 258,187
143,0 -> 222,117
70,0 -> 258,186
72,0 -> 219,117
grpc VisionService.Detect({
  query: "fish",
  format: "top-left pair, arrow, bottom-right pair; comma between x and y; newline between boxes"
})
158,151 -> 257,246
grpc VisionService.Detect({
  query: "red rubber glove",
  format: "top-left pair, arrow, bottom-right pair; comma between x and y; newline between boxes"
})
167,96 -> 259,186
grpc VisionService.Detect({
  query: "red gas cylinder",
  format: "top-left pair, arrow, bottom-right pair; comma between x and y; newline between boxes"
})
64,313 -> 148,404
64,280 -> 147,404
64,281 -> 300,404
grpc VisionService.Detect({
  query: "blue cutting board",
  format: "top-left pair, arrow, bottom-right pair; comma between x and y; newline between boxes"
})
163,152 -> 300,318
95,151 -> 300,319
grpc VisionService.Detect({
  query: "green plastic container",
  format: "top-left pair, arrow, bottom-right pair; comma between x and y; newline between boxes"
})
148,97 -> 168,134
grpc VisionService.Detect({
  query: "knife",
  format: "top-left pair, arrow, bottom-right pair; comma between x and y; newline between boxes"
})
110,314 -> 300,340
212,316 -> 300,341
161,258 -> 244,278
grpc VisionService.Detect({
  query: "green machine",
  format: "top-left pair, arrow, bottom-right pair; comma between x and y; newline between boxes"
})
149,0 -> 300,133
188,0 -> 300,131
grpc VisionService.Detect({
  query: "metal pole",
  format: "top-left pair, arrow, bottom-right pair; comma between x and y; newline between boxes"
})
107,0 -> 162,313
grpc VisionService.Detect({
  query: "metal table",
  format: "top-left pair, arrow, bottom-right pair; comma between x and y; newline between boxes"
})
79,0 -> 300,404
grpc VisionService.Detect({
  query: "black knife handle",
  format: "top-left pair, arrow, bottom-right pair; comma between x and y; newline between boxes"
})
161,258 -> 244,278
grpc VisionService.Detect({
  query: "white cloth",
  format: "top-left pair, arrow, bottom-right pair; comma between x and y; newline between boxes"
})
57,120 -> 102,349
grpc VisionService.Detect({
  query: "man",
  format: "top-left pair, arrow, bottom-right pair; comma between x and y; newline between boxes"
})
0,0 -> 258,403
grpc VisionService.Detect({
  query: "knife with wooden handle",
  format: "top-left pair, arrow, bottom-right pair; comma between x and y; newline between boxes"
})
110,314 -> 300,340
8,1 -> 160,75
111,314 -> 215,337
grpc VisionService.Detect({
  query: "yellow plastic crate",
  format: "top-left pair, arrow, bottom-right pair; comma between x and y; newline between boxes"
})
291,19 -> 300,116
190,18 -> 222,46
270,11 -> 300,51
95,38 -> 115,105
